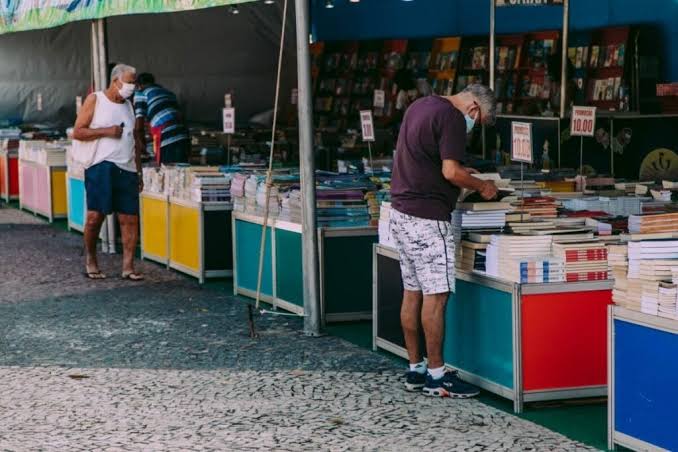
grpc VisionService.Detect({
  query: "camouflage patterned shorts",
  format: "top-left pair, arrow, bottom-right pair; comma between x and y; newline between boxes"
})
390,209 -> 456,295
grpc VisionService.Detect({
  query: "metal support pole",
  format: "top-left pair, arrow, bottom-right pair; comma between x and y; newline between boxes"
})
559,0 -> 569,118
295,0 -> 321,336
489,0 -> 496,91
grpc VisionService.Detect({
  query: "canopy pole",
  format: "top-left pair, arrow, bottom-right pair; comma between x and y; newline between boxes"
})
294,0 -> 321,336
489,0 -> 496,91
559,0 -> 569,118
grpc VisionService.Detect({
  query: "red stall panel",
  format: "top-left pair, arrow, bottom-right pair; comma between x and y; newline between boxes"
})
521,289 -> 612,391
9,156 -> 19,197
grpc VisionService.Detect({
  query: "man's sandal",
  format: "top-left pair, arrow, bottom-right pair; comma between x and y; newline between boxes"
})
84,271 -> 107,280
121,272 -> 144,281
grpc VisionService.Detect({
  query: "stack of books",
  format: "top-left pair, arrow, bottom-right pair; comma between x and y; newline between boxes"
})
485,235 -> 557,282
629,213 -> 678,234
315,188 -> 370,227
641,281 -> 660,316
378,202 -> 394,247
552,241 -> 609,282
189,170 -> 232,204
609,244 -> 629,307
514,197 -> 559,219
459,240 -> 488,272
499,257 -> 565,284
563,197 -> 643,217
230,173 -> 248,212
657,282 -> 677,319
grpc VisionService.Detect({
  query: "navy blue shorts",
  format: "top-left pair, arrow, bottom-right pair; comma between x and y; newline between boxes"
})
85,161 -> 139,215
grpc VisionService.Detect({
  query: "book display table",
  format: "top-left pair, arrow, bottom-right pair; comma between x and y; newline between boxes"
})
232,211 -> 377,323
373,244 -> 613,413
608,306 -> 678,451
0,148 -> 19,202
140,192 -> 170,266
168,197 -> 232,283
18,158 -> 67,222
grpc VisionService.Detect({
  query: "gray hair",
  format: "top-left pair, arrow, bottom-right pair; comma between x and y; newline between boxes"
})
463,84 -> 497,125
110,63 -> 136,82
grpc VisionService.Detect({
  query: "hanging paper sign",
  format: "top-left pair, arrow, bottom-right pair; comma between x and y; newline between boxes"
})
360,110 -> 375,142
222,108 -> 235,134
511,121 -> 533,164
75,96 -> 83,114
291,88 -> 299,105
570,106 -> 597,137
224,93 -> 233,108
373,89 -> 385,108
496,0 -> 563,6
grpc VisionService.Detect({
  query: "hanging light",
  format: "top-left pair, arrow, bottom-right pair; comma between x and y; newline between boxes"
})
349,0 -> 360,3
264,0 -> 275,4
229,5 -> 239,14
325,0 -> 334,8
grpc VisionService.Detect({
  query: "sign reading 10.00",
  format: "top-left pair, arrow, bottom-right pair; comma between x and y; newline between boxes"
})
570,106 -> 597,137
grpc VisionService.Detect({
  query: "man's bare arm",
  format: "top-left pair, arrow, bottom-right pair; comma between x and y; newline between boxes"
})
72,94 -> 120,141
442,159 -> 498,200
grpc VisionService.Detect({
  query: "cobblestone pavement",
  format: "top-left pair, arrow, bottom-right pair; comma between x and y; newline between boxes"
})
0,206 -> 596,451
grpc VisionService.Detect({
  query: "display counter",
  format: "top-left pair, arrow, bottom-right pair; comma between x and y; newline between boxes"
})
373,244 -> 612,413
66,173 -> 86,232
168,197 -> 232,283
608,306 -> 678,451
139,192 -> 170,266
0,149 -> 19,202
18,159 -> 67,222
233,211 -> 377,323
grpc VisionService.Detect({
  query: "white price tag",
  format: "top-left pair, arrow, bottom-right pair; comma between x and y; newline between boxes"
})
224,94 -> 233,108
511,121 -> 533,164
75,96 -> 83,114
222,108 -> 235,134
291,88 -> 299,105
570,106 -> 596,137
36,93 -> 43,112
360,110 -> 375,142
373,89 -> 385,108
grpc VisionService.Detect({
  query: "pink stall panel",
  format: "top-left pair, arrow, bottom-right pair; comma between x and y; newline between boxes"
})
35,165 -> 51,215
20,163 -> 36,211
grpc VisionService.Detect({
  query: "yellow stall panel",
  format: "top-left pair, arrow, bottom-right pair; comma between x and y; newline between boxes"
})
141,194 -> 169,262
170,201 -> 201,273
51,168 -> 68,217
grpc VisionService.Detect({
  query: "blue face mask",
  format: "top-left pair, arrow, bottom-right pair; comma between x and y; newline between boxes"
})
464,114 -> 476,133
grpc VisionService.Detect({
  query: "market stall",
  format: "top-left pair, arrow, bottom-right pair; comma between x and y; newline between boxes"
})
139,191 -> 170,266
373,243 -> 612,413
233,210 -> 376,322
18,141 -> 68,222
608,306 -> 678,451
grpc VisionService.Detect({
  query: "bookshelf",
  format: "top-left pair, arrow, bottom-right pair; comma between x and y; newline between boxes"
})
428,37 -> 462,96
456,36 -> 488,95
585,26 -> 631,111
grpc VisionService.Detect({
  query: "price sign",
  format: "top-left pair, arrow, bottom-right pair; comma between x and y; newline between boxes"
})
511,121 -> 533,164
291,88 -> 299,105
75,96 -> 83,114
360,110 -> 375,142
373,89 -> 385,108
224,93 -> 233,108
222,108 -> 235,134
570,106 -> 596,137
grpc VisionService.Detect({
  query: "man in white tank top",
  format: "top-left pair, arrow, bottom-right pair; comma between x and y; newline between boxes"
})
73,63 -> 144,281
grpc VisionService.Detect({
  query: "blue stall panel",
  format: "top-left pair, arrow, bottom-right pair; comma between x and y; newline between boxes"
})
68,177 -> 85,229
234,219 -> 273,297
444,280 -> 514,390
615,319 -> 678,451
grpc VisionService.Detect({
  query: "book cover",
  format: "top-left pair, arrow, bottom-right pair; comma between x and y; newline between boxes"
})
582,46 -> 589,68
617,44 -> 625,67
613,77 -> 622,100
590,46 -> 600,67
575,47 -> 583,69
498,47 -> 509,71
606,77 -> 615,100
604,45 -> 615,67
568,47 -> 577,66
611,45 -> 619,66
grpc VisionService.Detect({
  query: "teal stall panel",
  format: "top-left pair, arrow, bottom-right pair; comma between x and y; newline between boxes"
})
68,177 -> 85,228
234,219 -> 273,297
275,228 -> 304,308
444,279 -> 514,389
323,235 -> 378,315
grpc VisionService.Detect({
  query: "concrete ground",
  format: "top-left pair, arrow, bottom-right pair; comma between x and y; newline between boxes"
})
0,205 -> 596,451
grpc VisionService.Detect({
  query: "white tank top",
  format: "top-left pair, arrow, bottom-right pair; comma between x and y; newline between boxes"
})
90,91 -> 136,173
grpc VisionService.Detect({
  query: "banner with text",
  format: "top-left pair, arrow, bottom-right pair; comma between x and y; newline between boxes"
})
496,0 -> 563,6
0,0 -> 256,35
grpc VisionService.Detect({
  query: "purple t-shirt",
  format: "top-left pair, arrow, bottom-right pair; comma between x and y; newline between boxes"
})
391,96 -> 466,221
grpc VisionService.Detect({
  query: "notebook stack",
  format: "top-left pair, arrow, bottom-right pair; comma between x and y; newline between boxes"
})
609,244 -> 629,307
485,235 -> 560,282
628,213 -> 678,234
552,241 -> 609,282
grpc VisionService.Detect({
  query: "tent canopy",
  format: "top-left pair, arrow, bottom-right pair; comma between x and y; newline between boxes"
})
0,0 -> 257,35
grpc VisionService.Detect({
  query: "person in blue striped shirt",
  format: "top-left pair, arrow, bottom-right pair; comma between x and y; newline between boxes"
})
133,73 -> 190,164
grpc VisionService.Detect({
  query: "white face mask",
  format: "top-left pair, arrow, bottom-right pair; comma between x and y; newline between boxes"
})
118,81 -> 135,99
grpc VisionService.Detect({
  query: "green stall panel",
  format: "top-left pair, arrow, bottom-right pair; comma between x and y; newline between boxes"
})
323,234 -> 378,315
275,228 -> 304,308
444,279 -> 514,389
234,219 -> 273,297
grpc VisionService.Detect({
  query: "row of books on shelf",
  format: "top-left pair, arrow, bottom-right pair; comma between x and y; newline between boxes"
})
591,77 -> 623,102
314,97 -> 393,118
321,50 -> 406,74
432,51 -> 459,72
317,76 -> 395,97
568,44 -> 626,70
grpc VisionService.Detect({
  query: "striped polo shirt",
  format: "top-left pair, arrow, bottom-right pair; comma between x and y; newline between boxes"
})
134,85 -> 190,148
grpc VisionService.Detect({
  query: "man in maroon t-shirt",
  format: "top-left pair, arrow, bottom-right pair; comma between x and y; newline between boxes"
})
390,84 -> 499,398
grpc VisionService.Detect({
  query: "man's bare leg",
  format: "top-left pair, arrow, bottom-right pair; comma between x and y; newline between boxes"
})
118,213 -> 140,276
84,210 -> 106,276
401,289 -> 424,364
421,292 -> 449,369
